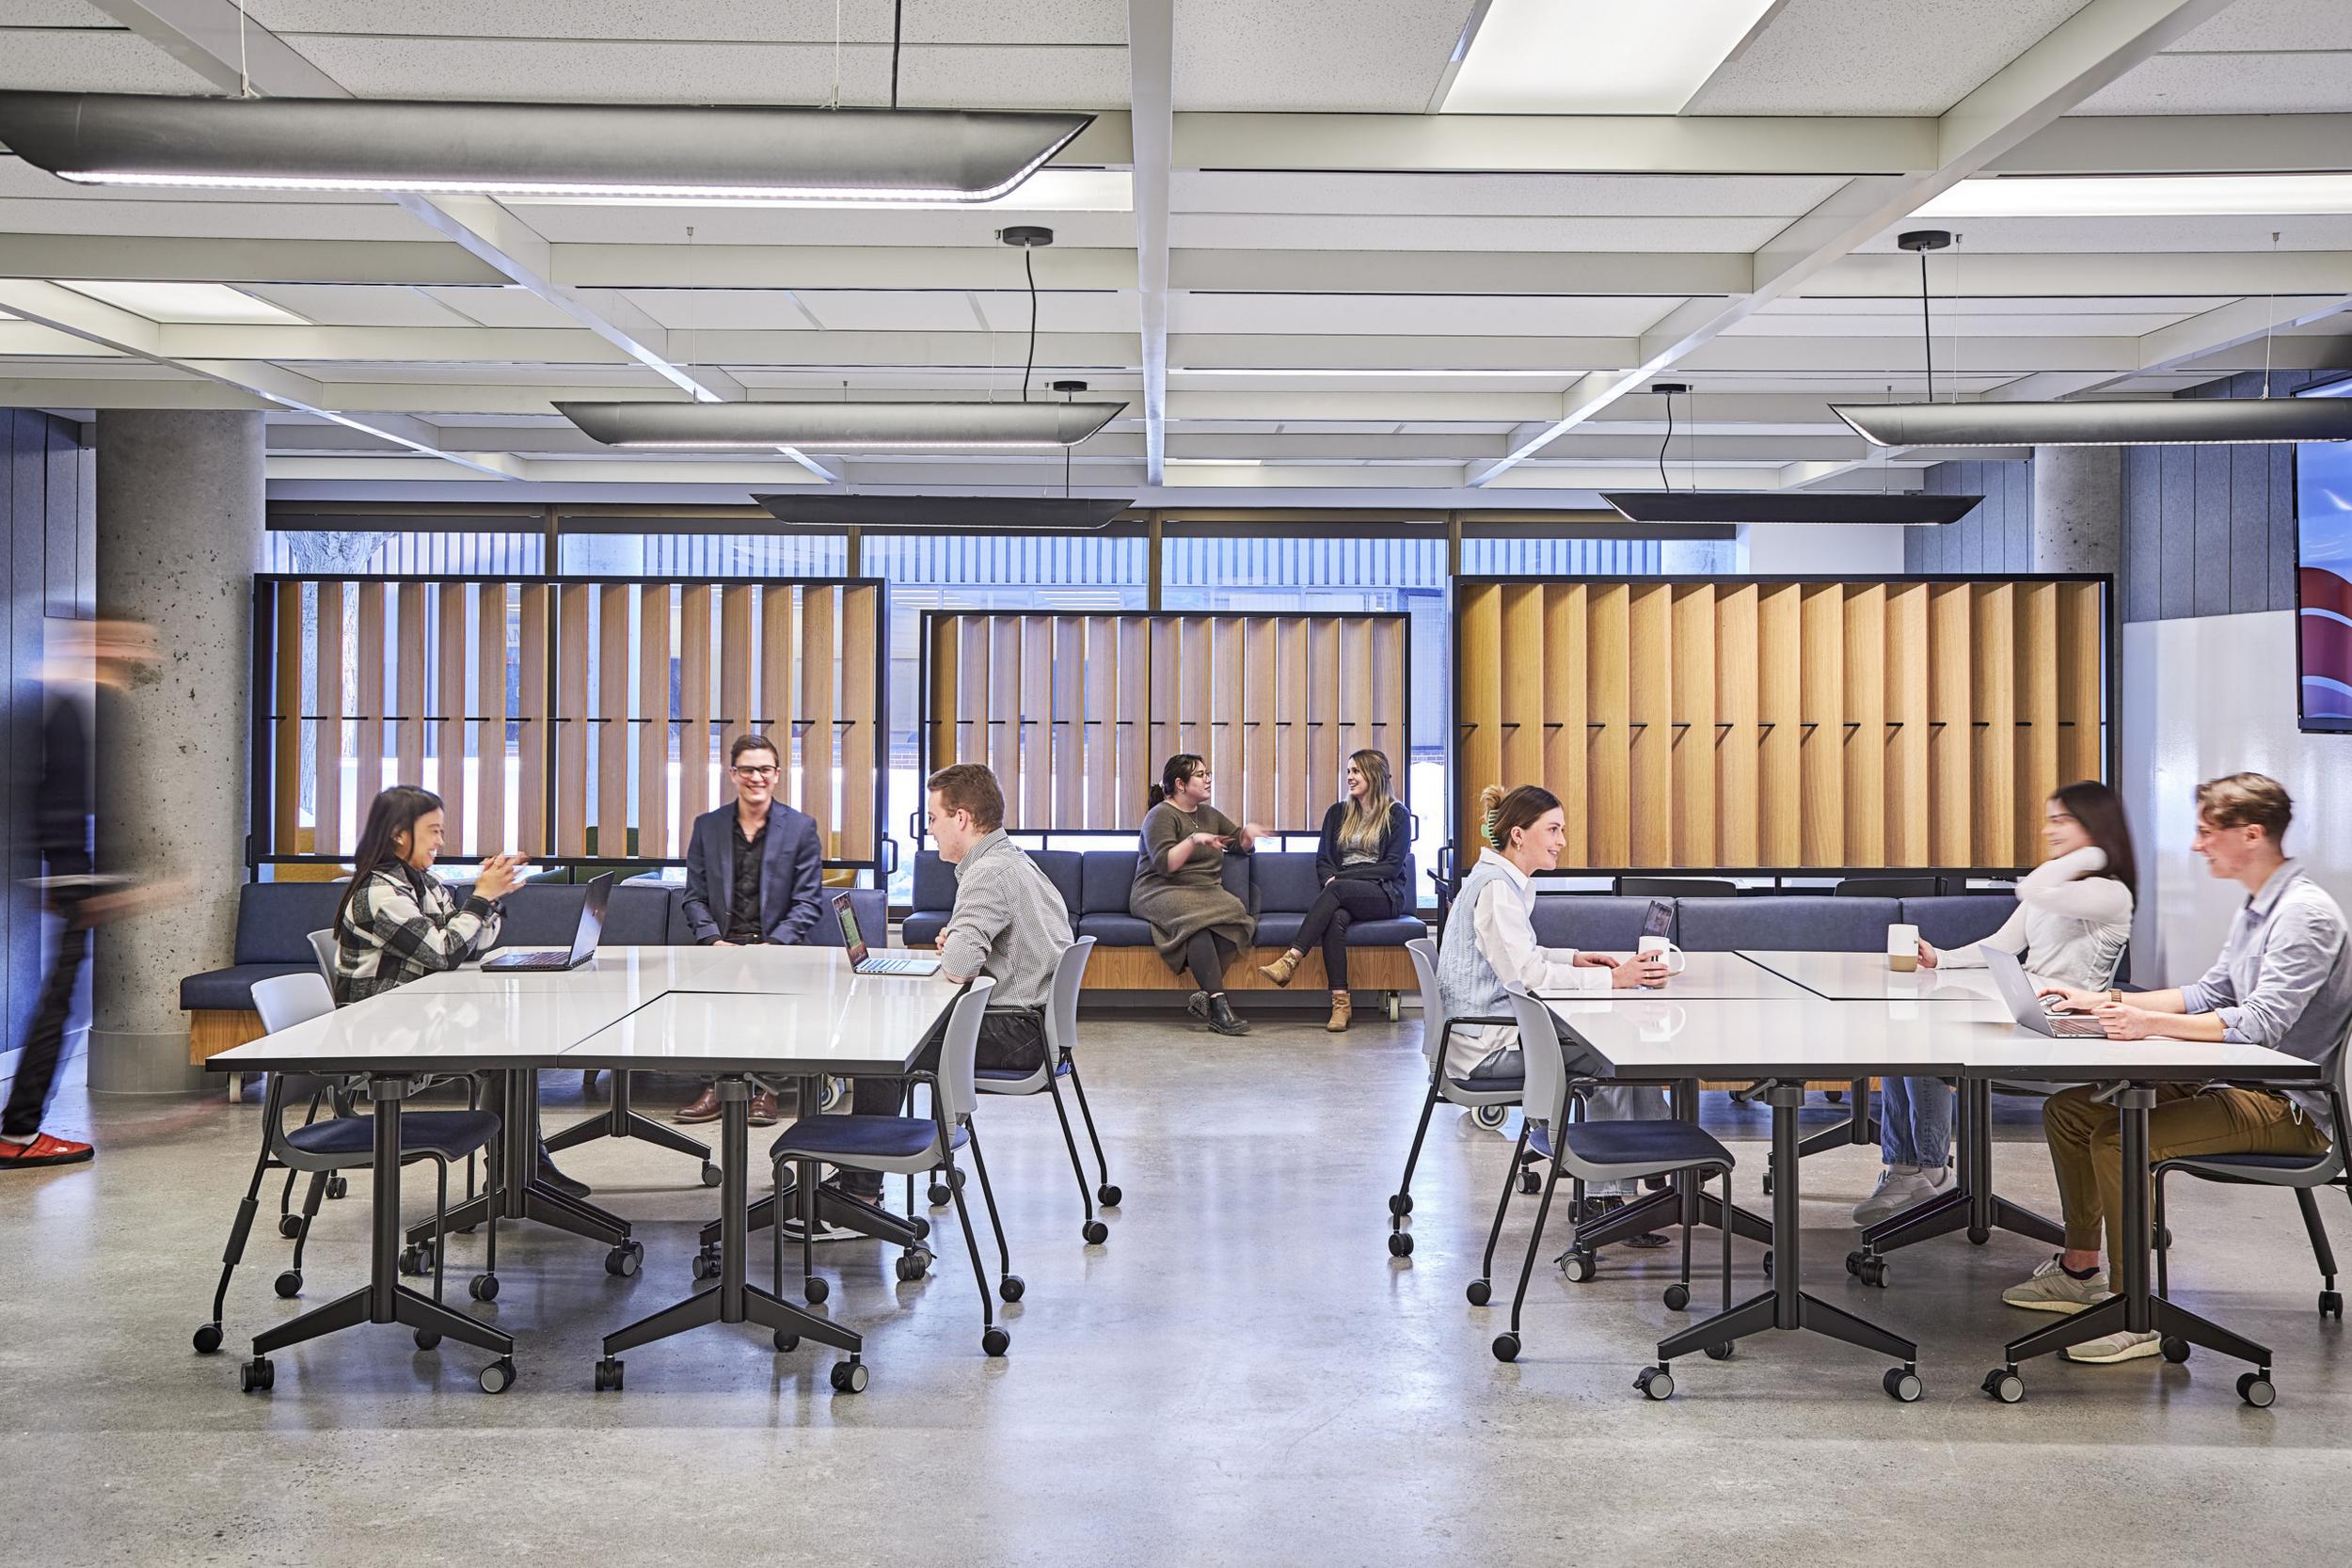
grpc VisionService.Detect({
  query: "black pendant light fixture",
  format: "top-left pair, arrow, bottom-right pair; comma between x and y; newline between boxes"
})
557,400 -> 1126,451
752,495 -> 1135,531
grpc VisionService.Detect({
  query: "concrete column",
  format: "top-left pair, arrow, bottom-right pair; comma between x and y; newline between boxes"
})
88,409 -> 263,1094
2031,445 -> 2122,574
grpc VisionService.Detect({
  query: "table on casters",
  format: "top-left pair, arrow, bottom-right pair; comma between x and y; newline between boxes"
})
1850,1077 -> 2064,1287
546,1068 -> 720,1190
1567,1078 -> 1774,1260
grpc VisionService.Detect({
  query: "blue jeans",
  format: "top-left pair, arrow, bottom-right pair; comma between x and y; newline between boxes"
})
1879,1075 -> 1951,1169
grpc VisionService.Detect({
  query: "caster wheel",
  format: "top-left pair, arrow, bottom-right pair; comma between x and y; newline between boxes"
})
1388,1231 -> 1414,1259
1824,1089 -> 1845,1104
240,1357 -> 275,1393
982,1326 -> 1010,1357
278,1214 -> 303,1240
2319,1290 -> 2342,1321
1634,1366 -> 1674,1401
691,1251 -> 715,1282
479,1357 -> 516,1395
895,1248 -> 931,1283
700,1163 -> 722,1189
1983,1368 -> 2025,1403
594,1357 -> 624,1392
2161,1336 -> 2190,1363
414,1329 -> 440,1352
830,1359 -> 868,1394
1761,1172 -> 1774,1196
998,1275 -> 1025,1304
911,1215 -> 931,1242
1518,1169 -> 1541,1196
804,1275 -> 830,1306
1098,1184 -> 1122,1208
928,1183 -> 951,1207
1491,1333 -> 1520,1364
1466,1278 -> 1492,1307
399,1243 -> 435,1278
2155,1227 -> 2173,1251
1663,1282 -> 1691,1311
1846,1250 -> 1863,1277
1883,1367 -> 1923,1402
1083,1220 -> 1109,1245
469,1273 -> 500,1302
773,1332 -> 799,1353
2237,1371 -> 2276,1408
818,1076 -> 849,1113
1704,1342 -> 1734,1361
192,1323 -> 224,1355
1967,1225 -> 1991,1246
605,1243 -> 641,1278
326,1175 -> 349,1200
1761,1251 -> 1773,1279
1562,1251 -> 1597,1284
1858,1257 -> 1887,1289
1472,1103 -> 1507,1131
1388,1193 -> 1411,1218
273,1270 -> 303,1299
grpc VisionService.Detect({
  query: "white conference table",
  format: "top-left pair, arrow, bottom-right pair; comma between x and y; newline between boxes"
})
1545,989 -> 2317,1404
1539,950 -> 1817,1003
1736,949 -> 2012,1007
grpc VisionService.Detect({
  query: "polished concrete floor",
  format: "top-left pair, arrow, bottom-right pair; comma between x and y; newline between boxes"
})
7,1012 -> 2350,1567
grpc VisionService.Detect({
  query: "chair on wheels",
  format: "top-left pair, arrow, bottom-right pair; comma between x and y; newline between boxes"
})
2154,1031 -> 2351,1327
1388,936 -> 1525,1259
307,927 -> 339,988
193,973 -> 505,1356
1476,983 -> 1739,1370
768,977 -> 1018,1357
975,937 -> 1120,1244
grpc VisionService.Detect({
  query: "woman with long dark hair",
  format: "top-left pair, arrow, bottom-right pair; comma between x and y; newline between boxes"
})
1258,749 -> 1410,1032
1131,753 -> 1270,1037
1854,780 -> 2138,1227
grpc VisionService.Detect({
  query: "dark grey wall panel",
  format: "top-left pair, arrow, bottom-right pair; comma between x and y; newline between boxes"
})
2159,444 -> 2195,619
2194,445 -> 2232,618
1908,458 -> 2031,573
2229,443 -> 2269,616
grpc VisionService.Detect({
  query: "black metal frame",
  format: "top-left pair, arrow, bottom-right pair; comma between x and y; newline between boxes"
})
912,606 -> 1415,851
2290,420 -> 2352,736
246,572 -> 893,880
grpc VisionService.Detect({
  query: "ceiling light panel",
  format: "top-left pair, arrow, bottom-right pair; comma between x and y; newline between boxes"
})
558,400 -> 1128,450
1834,399 -> 2352,448
503,168 -> 1130,211
1442,0 -> 1779,113
55,278 -> 305,324
1918,174 -> 2352,220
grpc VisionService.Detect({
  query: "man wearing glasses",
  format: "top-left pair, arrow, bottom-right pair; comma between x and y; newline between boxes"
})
676,732 -> 825,1126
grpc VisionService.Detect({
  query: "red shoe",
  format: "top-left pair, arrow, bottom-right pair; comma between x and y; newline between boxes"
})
0,1131 -> 94,1169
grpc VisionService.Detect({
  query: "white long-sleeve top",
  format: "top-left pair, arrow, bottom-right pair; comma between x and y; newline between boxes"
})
1934,845 -> 2133,990
1446,853 -> 1607,1078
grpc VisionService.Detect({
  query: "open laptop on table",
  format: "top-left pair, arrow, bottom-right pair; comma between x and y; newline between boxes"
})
1984,946 -> 2108,1037
834,892 -> 940,977
480,872 -> 612,972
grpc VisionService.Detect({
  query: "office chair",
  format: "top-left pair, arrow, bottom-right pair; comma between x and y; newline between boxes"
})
1835,877 -> 1939,899
307,927 -> 338,988
1388,937 -> 1527,1259
263,929 -> 355,1229
1479,984 -> 1738,1377
974,937 -> 1120,1244
2154,1031 -> 2351,1336
768,977 -> 1017,1358
1618,877 -> 1739,899
192,973 -> 504,1358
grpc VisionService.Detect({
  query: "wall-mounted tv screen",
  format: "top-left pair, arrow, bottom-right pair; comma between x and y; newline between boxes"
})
2298,385 -> 2352,733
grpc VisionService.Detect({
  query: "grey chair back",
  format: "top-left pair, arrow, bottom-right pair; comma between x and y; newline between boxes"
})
1406,936 -> 1444,1067
1502,982 -> 1571,1131
253,971 -> 335,1035
1836,876 -> 1939,899
307,928 -> 339,991
933,976 -> 998,1125
1043,937 -> 1096,1066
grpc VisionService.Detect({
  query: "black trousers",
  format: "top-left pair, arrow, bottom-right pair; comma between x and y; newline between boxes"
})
1289,879 -> 1401,991
3,911 -> 88,1138
842,1009 -> 1045,1196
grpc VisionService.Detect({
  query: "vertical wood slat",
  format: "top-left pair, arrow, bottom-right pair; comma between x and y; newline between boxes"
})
1799,584 -> 1844,866
355,580 -> 387,810
1178,616 -> 1211,763
1714,584 -> 1757,865
989,614 -> 1021,806
640,584 -> 672,860
1670,584 -> 1715,867
1276,616 -> 1310,829
1080,617 -> 1115,830
678,583 -> 713,829
1051,616 -> 1084,830
515,585 -> 548,857
393,582 -> 427,790
1928,583 -> 1973,864
1972,582 -> 2017,865
1116,617 -> 1149,830
1211,616 -> 1245,795
2016,580 -> 2060,857
313,579 -> 345,857
1885,583 -> 1930,866
1756,584 -> 1801,866
839,584 -> 878,860
1371,615 -> 1405,770
1497,585 -> 1542,796
554,582 -> 590,856
1543,585 -> 1587,867
476,581 -> 507,857
1627,584 -> 1672,865
1338,617 -> 1373,773
761,583 -> 798,764
1307,617 -> 1341,814
2056,580 -> 2106,785
1145,617 -> 1179,780
718,584 -> 754,806
439,582 -> 471,855
272,580 -> 302,850
1457,586 -> 1502,859
596,582 -> 629,856
799,584 -> 835,853
1020,614 -> 1053,831
1842,584 -> 1886,865
1243,617 -> 1279,831
1586,583 -> 1630,866
928,611 -> 960,775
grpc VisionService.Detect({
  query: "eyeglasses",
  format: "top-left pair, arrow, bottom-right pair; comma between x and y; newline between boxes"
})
733,765 -> 779,780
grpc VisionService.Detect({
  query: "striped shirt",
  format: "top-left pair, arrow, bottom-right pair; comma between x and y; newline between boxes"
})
333,865 -> 503,1005
2179,860 -> 2352,1127
936,830 -> 1073,1013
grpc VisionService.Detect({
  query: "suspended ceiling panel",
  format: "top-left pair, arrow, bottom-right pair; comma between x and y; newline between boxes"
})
1169,214 -> 1801,251
2070,50 -> 2352,115
1169,171 -> 1852,219
1686,0 -> 2099,115
0,24 -> 225,92
1170,0 -> 1470,111
1168,293 -> 1678,337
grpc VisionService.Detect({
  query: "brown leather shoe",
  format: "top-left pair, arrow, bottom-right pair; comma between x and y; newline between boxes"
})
675,1084 -> 722,1124
1327,990 -> 1353,1032
749,1087 -> 781,1127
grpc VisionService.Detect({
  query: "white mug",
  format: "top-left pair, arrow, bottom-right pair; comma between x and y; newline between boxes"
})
1887,922 -> 1920,974
1638,935 -> 1687,976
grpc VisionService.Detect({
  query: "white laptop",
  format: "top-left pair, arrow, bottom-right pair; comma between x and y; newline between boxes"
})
834,893 -> 940,977
1983,946 -> 2107,1037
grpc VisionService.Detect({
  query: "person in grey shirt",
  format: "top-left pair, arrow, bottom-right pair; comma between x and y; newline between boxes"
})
838,763 -> 1073,1199
2005,772 -> 2352,1366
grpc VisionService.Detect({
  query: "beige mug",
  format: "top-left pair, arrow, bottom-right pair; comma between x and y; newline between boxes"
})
1887,922 -> 1920,974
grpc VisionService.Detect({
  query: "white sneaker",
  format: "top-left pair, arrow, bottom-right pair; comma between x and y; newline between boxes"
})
2002,1253 -> 2110,1314
779,1215 -> 864,1244
2064,1329 -> 2162,1364
1852,1164 -> 1925,1226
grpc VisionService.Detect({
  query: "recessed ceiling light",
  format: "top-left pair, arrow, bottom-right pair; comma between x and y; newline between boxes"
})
55,279 -> 304,325
1169,368 -> 1581,379
1917,174 -> 2352,220
1441,0 -> 1778,113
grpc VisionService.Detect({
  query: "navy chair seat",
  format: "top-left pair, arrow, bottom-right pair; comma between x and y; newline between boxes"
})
180,962 -> 310,1012
1449,1069 -> 1525,1096
770,1114 -> 964,1164
2159,1151 -> 2332,1178
977,1057 -> 1069,1085
1076,912 -> 1155,946
1530,1118 -> 1733,1172
901,911 -> 949,947
284,1109 -> 502,1163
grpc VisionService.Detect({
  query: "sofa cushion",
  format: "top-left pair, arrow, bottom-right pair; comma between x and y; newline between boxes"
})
911,850 -> 958,916
901,911 -> 948,947
1529,895 -> 1655,953
233,880 -> 351,966
487,881 -> 594,948
909,847 -> 1081,926
1255,913 -> 1304,948
1032,850 -> 1083,925
1344,916 -> 1428,946
599,885 -> 675,946
1250,852 -> 1321,913
802,887 -> 884,949
1674,896 -> 1900,953
1900,895 -> 2019,953
1076,912 -> 1154,947
1080,851 -> 1135,916
181,962 -> 310,1012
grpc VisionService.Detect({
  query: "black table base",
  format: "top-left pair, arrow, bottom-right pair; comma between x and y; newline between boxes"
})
404,1069 -> 636,1273
1570,1080 -> 1773,1256
545,1069 -> 718,1187
1851,1079 -> 2064,1283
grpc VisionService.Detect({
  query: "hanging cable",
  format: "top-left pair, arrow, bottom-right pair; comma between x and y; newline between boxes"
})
1918,242 -> 1935,404
2263,230 -> 2281,396
1658,389 -> 1674,490
891,0 -> 904,109
234,0 -> 255,98
829,0 -> 844,109
1022,245 -> 1039,403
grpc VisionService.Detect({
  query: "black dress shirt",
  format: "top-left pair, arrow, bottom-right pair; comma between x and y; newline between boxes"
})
726,814 -> 767,941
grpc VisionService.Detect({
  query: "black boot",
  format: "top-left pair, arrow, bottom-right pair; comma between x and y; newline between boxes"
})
1205,993 -> 1251,1036
537,1147 -> 590,1198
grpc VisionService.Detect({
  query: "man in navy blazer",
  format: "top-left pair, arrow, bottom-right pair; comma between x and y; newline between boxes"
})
676,731 -> 824,1124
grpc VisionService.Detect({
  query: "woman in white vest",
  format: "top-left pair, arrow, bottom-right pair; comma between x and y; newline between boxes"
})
1438,784 -> 1672,1225
1853,779 -> 2137,1227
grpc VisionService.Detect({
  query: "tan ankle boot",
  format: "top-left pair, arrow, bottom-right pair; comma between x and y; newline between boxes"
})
1257,949 -> 1302,988
1327,990 -> 1352,1032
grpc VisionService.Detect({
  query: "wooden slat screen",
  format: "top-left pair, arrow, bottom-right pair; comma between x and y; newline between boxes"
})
925,611 -> 1411,834
254,577 -> 884,865
1453,576 -> 2109,872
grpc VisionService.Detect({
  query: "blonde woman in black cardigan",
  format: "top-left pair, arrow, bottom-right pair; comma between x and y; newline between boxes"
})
1258,750 -> 1410,1031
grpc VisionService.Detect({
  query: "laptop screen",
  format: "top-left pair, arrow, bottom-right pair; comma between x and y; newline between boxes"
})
833,893 -> 869,964
570,873 -> 612,962
1643,898 -> 1675,940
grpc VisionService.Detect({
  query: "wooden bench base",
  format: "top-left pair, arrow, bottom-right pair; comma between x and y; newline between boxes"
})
189,1009 -> 264,1065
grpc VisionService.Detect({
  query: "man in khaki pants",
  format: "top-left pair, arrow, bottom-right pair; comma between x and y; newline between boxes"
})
2000,773 -> 2352,1366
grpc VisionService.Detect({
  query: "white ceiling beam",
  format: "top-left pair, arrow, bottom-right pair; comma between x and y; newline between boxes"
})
1992,114 -> 2352,177
1172,114 -> 1938,175
554,245 -> 1139,293
1464,0 -> 2239,486
267,457 -> 822,485
1128,0 -> 1173,487
1984,292 -> 2352,400
0,234 -> 506,288
1803,250 -> 2352,301
1171,249 -> 1749,298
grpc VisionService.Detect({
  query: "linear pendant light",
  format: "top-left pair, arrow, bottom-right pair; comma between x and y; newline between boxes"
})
1601,491 -> 1985,526
0,91 -> 1093,202
557,401 -> 1128,451
1833,397 -> 2352,448
753,494 -> 1135,531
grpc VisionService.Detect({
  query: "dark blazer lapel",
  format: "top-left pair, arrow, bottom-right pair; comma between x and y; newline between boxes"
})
759,806 -> 795,932
712,809 -> 736,910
